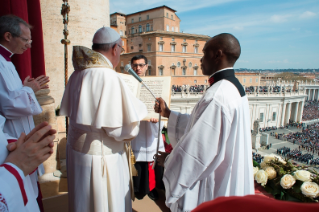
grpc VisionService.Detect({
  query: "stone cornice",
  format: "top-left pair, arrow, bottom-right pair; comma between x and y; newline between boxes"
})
140,30 -> 210,40
181,42 -> 188,46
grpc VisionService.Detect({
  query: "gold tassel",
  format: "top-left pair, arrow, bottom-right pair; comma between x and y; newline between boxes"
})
130,144 -> 138,176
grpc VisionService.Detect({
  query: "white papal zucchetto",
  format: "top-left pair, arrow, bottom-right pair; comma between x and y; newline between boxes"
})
92,27 -> 120,44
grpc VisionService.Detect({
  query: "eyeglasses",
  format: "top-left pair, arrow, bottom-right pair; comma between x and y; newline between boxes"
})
132,64 -> 146,68
11,32 -> 32,45
18,36 -> 32,45
117,44 -> 125,54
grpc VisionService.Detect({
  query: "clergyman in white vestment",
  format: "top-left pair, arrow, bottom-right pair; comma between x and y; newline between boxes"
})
130,55 -> 165,200
155,33 -> 254,212
0,115 -> 56,212
0,15 -> 50,208
60,27 -> 147,212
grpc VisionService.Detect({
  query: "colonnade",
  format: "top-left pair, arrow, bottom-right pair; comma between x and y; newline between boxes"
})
305,88 -> 319,101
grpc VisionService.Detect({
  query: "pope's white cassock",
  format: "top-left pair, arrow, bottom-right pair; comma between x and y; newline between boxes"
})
0,44 -> 44,201
60,46 -> 147,212
164,68 -> 254,212
0,115 -> 40,212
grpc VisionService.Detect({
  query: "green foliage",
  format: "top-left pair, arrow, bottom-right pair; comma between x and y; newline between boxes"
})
253,160 -> 260,168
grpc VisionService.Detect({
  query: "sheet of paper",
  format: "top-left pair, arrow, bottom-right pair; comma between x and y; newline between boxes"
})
119,73 -> 171,121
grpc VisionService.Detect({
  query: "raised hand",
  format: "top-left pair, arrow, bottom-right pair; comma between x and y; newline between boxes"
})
155,151 -> 170,167
5,122 -> 56,176
149,118 -> 158,123
154,97 -> 171,118
23,75 -> 50,93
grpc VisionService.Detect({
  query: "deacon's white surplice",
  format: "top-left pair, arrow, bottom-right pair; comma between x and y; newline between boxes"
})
164,78 -> 254,212
0,45 -> 42,139
60,46 -> 147,212
0,115 -> 40,212
0,45 -> 44,200
131,121 -> 165,162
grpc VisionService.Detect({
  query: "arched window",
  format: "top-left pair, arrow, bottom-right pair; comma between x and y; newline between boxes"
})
194,69 -> 197,76
171,45 -> 175,52
172,26 -> 174,32
146,23 -> 150,32
182,68 -> 186,75
139,25 -> 142,33
166,25 -> 169,31
159,68 -> 163,76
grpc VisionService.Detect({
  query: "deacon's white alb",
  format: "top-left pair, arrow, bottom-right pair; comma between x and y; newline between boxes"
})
164,77 -> 254,212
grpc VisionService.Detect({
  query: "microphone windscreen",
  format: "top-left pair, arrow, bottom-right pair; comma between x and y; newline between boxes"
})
124,64 -> 143,83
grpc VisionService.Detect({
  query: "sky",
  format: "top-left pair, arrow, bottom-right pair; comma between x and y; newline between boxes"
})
109,0 -> 319,70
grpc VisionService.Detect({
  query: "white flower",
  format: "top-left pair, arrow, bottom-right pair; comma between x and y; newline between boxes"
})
294,170 -> 311,182
255,170 -> 268,186
253,166 -> 259,178
260,161 -> 267,169
265,166 -> 277,180
280,174 -> 296,189
301,182 -> 319,198
264,154 -> 286,164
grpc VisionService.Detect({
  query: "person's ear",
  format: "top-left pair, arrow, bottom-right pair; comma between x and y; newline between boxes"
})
111,44 -> 117,56
3,32 -> 12,42
216,49 -> 223,59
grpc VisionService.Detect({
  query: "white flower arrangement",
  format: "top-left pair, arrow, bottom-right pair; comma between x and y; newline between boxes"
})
253,154 -> 319,203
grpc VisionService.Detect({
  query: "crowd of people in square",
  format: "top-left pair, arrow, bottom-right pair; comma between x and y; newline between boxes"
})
252,152 -> 263,163
244,85 -> 295,94
302,100 -> 319,121
283,123 -> 319,153
171,84 -> 206,93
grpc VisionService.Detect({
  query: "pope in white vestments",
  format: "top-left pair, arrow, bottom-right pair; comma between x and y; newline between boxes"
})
155,34 -> 254,212
0,115 -> 40,212
60,27 -> 147,212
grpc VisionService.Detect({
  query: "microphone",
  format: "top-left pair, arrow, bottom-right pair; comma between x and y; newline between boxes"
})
124,64 -> 143,83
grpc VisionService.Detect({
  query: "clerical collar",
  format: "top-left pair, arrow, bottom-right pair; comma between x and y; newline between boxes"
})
208,67 -> 233,86
0,44 -> 14,62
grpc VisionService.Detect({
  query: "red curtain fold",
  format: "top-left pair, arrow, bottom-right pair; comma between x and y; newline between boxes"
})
27,0 -> 46,79
0,0 -> 46,81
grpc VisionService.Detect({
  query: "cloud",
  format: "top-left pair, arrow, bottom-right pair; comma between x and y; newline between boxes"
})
300,11 -> 316,19
233,26 -> 244,30
270,14 -> 291,23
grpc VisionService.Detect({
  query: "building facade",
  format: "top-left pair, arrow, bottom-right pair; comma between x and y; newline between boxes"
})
111,6 -> 211,86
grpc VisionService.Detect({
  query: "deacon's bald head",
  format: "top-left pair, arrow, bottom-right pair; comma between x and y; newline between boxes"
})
201,33 -> 241,76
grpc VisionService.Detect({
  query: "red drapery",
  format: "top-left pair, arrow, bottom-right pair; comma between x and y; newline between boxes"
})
0,0 -> 46,81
